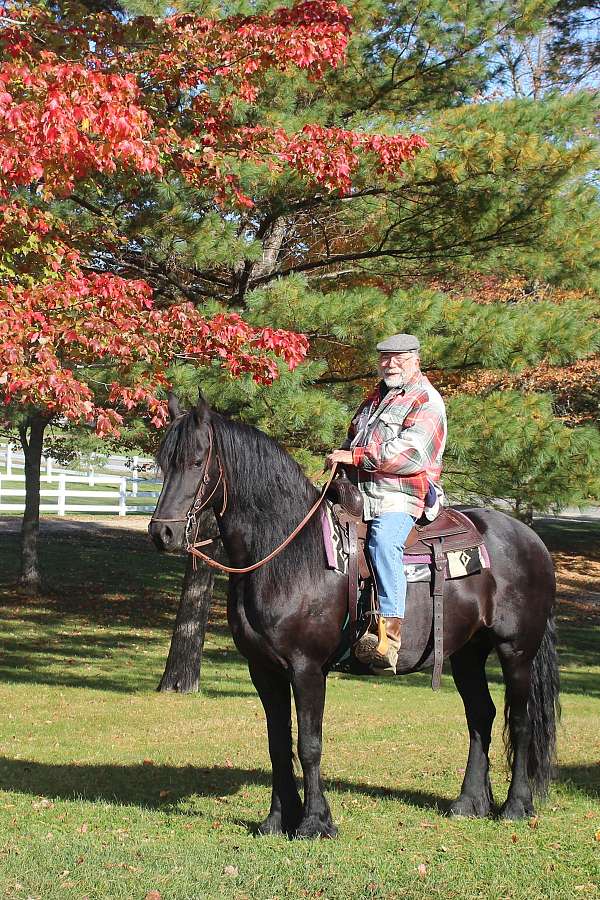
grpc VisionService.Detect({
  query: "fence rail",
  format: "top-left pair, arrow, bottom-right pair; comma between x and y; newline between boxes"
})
0,443 -> 161,516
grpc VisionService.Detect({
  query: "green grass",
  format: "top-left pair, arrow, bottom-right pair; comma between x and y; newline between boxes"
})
0,524 -> 599,899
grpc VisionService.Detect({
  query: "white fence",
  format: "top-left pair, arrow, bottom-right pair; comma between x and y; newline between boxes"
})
0,443 -> 162,516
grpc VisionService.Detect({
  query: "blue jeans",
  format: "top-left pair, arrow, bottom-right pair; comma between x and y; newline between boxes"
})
367,512 -> 416,618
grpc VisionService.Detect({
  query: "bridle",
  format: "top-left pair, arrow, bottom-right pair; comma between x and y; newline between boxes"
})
151,424 -> 227,541
151,424 -> 338,575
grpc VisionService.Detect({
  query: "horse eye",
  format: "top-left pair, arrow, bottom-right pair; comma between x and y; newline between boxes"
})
194,459 -> 204,468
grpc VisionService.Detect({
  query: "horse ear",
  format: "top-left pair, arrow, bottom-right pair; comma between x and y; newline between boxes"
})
167,392 -> 182,421
194,390 -> 209,425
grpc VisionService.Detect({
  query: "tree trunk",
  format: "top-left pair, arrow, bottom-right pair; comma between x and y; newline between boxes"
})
17,413 -> 48,596
157,510 -> 220,693
514,498 -> 534,527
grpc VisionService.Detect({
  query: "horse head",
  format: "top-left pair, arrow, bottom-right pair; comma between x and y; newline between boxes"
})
148,391 -> 219,553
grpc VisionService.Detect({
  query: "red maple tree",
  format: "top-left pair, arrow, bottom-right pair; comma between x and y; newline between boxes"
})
0,0 -> 426,591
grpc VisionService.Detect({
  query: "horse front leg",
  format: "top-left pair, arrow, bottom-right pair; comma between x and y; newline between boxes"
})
291,661 -> 337,839
249,662 -> 303,836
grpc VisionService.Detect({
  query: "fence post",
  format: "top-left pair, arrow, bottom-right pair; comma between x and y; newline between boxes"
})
132,456 -> 139,496
47,457 -> 53,481
57,473 -> 66,516
6,444 -> 12,477
119,476 -> 127,516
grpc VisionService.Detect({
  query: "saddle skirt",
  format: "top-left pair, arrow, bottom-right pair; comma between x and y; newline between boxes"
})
321,503 -> 490,581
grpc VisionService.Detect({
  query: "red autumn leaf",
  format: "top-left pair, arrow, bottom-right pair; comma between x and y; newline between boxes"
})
0,0 -> 425,435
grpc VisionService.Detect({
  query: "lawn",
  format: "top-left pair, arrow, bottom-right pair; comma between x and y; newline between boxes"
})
0,519 -> 598,899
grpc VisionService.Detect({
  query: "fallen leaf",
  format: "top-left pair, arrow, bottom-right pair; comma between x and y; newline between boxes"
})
144,892 -> 161,900
223,865 -> 238,877
142,759 -> 154,766
528,816 -> 539,829
417,863 -> 427,879
584,811 -> 594,819
225,758 -> 234,768
78,823 -> 88,834
159,790 -> 171,799
595,830 -> 600,842
511,834 -> 518,843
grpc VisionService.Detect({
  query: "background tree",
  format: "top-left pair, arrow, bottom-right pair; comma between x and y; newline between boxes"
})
1,0 -> 428,594
3,0 -> 598,688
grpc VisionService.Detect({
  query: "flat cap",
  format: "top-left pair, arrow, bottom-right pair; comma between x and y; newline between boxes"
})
376,333 -> 420,353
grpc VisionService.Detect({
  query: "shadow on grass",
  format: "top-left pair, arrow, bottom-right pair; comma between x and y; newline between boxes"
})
1,755 -> 596,821
534,517 -> 600,561
1,521 -> 598,697
557,764 -> 600,800
0,530 -> 186,627
1,621 -> 598,697
0,755 -> 452,816
0,640 -> 254,694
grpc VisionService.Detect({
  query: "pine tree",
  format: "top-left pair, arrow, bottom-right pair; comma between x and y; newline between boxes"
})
9,0 -> 597,685
119,1 -> 600,690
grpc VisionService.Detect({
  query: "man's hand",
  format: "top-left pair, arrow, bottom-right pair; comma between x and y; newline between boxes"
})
325,449 -> 354,469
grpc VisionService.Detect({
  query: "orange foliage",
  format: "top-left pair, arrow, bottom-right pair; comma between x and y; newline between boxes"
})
436,355 -> 600,426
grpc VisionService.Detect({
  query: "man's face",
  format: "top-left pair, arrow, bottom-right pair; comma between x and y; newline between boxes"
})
378,351 -> 420,388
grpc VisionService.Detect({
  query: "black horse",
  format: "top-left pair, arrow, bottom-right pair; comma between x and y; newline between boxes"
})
149,395 -> 559,839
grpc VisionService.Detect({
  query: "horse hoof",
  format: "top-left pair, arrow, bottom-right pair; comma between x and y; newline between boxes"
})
295,817 -> 338,839
499,797 -> 534,820
449,795 -> 491,818
257,815 -> 284,836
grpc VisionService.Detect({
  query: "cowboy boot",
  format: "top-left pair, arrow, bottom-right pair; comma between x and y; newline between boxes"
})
354,617 -> 403,675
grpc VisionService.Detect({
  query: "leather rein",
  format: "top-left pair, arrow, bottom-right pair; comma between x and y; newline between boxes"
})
151,425 -> 338,576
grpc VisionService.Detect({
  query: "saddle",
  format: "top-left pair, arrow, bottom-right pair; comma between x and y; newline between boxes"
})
327,472 -> 484,690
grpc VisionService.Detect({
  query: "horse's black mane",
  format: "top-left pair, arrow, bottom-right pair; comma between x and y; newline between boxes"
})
156,411 -> 204,473
156,408 -> 326,580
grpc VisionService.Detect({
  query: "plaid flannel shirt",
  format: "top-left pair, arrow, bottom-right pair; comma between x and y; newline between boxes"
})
343,374 -> 447,519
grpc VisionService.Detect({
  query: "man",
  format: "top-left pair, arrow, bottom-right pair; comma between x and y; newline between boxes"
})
326,334 -> 447,674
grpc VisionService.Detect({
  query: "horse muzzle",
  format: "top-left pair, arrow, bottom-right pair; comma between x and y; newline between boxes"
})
148,520 -> 184,553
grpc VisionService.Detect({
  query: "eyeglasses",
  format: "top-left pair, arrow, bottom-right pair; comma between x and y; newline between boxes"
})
378,353 -> 415,365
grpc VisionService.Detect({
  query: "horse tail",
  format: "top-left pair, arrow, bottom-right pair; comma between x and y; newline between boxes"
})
504,610 -> 561,798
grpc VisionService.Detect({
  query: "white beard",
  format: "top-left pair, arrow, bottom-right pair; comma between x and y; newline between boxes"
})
382,374 -> 406,388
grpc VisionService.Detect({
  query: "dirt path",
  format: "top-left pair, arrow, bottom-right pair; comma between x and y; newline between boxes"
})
0,514 -> 150,537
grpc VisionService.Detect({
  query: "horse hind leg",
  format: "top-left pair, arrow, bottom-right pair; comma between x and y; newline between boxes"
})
497,614 -> 560,820
496,643 -> 536,819
249,662 -> 303,836
449,635 -> 496,818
